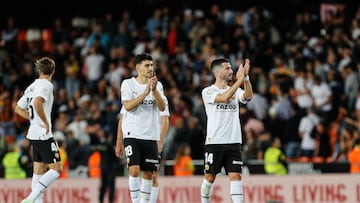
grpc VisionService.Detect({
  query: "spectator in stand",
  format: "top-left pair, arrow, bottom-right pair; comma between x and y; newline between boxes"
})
263,136 -> 288,175
298,107 -> 320,158
341,62 -> 359,112
348,137 -> 360,173
311,120 -> 331,161
82,45 -> 105,93
2,142 -> 27,179
173,143 -> 195,176
311,74 -> 333,125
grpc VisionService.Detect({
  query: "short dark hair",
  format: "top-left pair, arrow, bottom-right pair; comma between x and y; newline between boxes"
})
35,57 -> 55,75
210,58 -> 230,72
134,53 -> 153,65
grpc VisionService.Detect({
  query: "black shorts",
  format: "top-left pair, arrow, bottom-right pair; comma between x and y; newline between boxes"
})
124,138 -> 158,171
30,138 -> 61,164
203,144 -> 243,175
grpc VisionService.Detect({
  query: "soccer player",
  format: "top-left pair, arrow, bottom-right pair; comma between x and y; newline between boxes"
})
200,58 -> 253,203
115,99 -> 169,203
15,57 -> 63,203
117,53 -> 166,203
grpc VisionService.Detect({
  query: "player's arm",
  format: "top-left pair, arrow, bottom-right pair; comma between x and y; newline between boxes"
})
242,77 -> 253,102
215,80 -> 242,103
152,89 -> 165,111
122,80 -> 151,111
123,92 -> 148,112
158,115 -> 169,153
151,76 -> 165,111
34,97 -> 49,133
14,105 -> 29,120
115,114 -> 124,158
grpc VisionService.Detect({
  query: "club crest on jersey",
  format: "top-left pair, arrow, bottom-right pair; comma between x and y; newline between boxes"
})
55,153 -> 60,159
207,89 -> 214,95
43,88 -> 48,95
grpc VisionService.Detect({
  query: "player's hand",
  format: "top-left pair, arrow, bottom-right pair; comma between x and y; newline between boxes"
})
40,123 -> 50,134
144,81 -> 151,95
243,58 -> 250,76
157,140 -> 163,153
236,61 -> 246,83
236,59 -> 250,83
115,143 -> 124,158
150,76 -> 158,91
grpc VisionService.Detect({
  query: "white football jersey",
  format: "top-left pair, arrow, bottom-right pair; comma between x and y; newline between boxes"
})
120,77 -> 166,140
17,79 -> 54,140
201,85 -> 247,144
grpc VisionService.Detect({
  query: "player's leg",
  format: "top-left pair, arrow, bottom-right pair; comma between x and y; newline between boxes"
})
140,140 -> 158,203
150,154 -> 161,203
225,144 -> 244,203
32,162 -> 47,203
124,138 -> 141,203
149,170 -> 159,203
24,139 -> 62,202
201,144 -> 223,203
201,173 -> 216,203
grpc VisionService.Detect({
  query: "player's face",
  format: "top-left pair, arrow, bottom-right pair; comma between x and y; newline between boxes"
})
219,62 -> 233,82
138,60 -> 154,78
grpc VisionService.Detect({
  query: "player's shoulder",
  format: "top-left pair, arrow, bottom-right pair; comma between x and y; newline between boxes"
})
35,79 -> 52,88
202,85 -> 216,93
121,77 -> 134,85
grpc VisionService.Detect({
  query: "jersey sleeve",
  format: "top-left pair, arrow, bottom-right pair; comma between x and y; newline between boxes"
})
120,106 -> 126,115
17,94 -> 28,109
160,97 -> 170,117
202,87 -> 218,104
120,79 -> 133,102
35,83 -> 52,102
236,88 -> 247,104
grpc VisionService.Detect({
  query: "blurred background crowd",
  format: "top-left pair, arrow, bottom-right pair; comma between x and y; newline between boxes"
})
1,0 -> 360,178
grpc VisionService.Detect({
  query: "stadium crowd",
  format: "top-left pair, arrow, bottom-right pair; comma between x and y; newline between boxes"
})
1,0 -> 360,178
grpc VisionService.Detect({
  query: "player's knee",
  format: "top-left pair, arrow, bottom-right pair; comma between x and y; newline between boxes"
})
129,166 -> 141,177
53,162 -> 63,174
142,171 -> 153,179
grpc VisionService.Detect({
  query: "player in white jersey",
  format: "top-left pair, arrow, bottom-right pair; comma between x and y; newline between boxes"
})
115,97 -> 170,203
118,53 -> 166,203
200,58 -> 253,203
15,57 -> 63,203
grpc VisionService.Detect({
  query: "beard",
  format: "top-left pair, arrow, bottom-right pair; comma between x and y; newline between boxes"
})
220,74 -> 233,82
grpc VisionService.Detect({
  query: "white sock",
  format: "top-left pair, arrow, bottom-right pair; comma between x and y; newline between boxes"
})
149,186 -> 159,203
32,174 -> 43,203
230,180 -> 243,203
201,179 -> 213,203
27,169 -> 59,201
140,178 -> 152,203
129,176 -> 140,203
